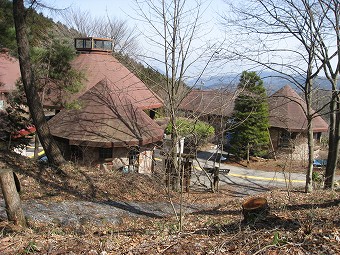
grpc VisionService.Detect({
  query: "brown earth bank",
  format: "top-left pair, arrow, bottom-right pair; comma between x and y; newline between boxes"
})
0,150 -> 340,254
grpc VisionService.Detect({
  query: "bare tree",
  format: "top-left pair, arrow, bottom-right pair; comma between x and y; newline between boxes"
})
314,0 -> 340,190
134,0 -> 223,230
60,8 -> 94,36
222,0 -> 333,192
13,0 -> 66,167
60,7 -> 140,56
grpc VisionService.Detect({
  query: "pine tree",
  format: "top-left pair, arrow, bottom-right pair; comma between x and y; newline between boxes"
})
230,71 -> 270,159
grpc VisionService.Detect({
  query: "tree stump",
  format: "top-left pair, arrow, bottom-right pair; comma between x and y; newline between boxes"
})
0,169 -> 26,227
242,197 -> 269,223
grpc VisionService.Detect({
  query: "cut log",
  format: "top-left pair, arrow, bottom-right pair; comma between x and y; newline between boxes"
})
0,169 -> 26,227
242,197 -> 269,223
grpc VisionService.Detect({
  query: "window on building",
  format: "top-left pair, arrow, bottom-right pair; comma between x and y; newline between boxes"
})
75,38 -> 113,52
75,38 -> 92,49
94,40 -> 104,49
94,39 -> 112,51
99,147 -> 113,159
103,40 -> 113,51
279,130 -> 292,147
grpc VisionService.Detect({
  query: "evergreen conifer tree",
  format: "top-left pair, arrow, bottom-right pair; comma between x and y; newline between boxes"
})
230,71 -> 270,159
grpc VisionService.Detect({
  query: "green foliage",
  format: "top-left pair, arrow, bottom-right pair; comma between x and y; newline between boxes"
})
22,241 -> 38,254
0,0 -> 17,53
31,39 -> 84,105
165,117 -> 214,148
312,171 -> 322,182
230,71 -> 270,158
0,0 -> 54,55
272,232 -> 287,246
64,100 -> 83,110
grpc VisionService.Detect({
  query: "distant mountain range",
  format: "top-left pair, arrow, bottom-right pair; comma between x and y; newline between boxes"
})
193,72 -> 334,95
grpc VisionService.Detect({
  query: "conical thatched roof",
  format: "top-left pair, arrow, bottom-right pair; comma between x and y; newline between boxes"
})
46,40 -> 165,147
268,85 -> 328,132
44,52 -> 163,110
48,79 -> 164,147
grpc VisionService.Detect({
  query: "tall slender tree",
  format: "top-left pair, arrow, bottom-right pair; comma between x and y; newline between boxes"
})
316,0 -> 340,190
13,0 -> 65,167
134,0 -> 222,231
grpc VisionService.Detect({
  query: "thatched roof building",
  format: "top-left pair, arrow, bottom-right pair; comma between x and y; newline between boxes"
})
268,85 -> 328,133
0,48 -> 21,110
179,89 -> 235,117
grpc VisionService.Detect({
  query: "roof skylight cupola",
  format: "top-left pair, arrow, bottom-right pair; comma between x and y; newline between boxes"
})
74,37 -> 113,53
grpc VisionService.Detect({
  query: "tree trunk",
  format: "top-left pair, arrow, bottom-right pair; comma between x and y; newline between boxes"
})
212,166 -> 219,192
0,169 -> 26,227
246,143 -> 250,166
324,92 -> 340,189
305,122 -> 314,193
13,0 -> 65,167
34,134 -> 39,159
305,79 -> 314,193
170,114 -> 180,191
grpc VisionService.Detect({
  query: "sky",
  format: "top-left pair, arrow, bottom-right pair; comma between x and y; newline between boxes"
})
40,0 -> 226,45
43,0 -> 137,22
38,0 -> 234,81
38,0 -> 312,85
34,0 -> 336,89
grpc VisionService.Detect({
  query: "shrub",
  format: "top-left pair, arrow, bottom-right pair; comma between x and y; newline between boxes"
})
165,117 -> 214,150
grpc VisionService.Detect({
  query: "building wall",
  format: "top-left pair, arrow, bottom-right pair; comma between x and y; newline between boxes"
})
269,128 -> 325,161
0,93 -> 7,110
138,145 -> 155,174
270,128 -> 279,150
57,139 -> 156,174
111,147 -> 129,170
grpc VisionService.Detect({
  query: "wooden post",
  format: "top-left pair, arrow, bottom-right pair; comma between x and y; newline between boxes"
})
213,167 -> 220,192
0,169 -> 26,227
183,158 -> 192,192
247,143 -> 250,167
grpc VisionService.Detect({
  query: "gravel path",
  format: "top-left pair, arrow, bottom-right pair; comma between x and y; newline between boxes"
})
0,199 -> 203,227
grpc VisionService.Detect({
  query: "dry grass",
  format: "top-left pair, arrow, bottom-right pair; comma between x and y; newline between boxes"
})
0,150 -> 340,254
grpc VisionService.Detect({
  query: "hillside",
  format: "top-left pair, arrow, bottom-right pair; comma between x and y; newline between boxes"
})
1,150 -> 340,254
197,72 -> 335,95
0,0 -> 170,102
0,0 -> 82,55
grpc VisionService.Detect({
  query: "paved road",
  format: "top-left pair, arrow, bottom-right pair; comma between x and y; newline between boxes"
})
191,149 -> 307,197
192,162 -> 306,197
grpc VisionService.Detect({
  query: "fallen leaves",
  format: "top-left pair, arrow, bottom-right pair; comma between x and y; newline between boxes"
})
1,150 -> 340,254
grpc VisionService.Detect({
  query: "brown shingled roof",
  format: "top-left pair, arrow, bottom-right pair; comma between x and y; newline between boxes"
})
268,85 -> 328,132
179,89 -> 235,116
48,79 -> 164,147
44,52 -> 163,110
0,50 -> 21,93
